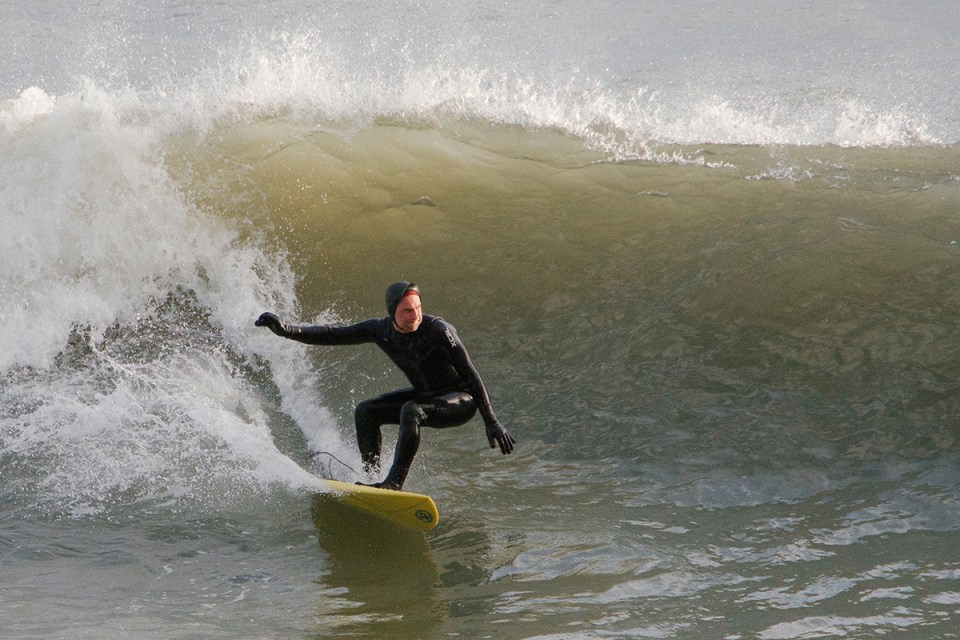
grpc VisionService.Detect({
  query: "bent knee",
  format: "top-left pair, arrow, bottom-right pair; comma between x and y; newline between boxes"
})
354,400 -> 369,420
399,401 -> 427,426
354,399 -> 382,426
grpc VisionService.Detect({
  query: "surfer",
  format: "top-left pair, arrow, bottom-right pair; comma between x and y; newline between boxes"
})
255,281 -> 515,490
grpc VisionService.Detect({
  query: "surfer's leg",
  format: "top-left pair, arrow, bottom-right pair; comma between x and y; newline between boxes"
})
379,392 -> 477,490
377,401 -> 425,490
421,392 -> 477,429
354,388 -> 415,474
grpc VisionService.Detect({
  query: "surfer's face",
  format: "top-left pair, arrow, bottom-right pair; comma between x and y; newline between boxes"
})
393,294 -> 422,333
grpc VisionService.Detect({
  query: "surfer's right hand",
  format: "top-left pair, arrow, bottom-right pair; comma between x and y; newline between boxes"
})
255,312 -> 286,336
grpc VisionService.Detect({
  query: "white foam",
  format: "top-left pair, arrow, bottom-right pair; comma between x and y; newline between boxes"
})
0,82 -> 353,514
162,39 -> 943,153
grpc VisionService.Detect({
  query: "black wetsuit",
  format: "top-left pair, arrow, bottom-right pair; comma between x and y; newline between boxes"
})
282,314 -> 502,488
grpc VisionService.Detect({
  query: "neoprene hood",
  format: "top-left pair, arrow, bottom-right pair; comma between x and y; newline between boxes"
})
385,281 -> 420,317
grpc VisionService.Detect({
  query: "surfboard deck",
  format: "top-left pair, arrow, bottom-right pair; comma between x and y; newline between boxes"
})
319,479 -> 439,531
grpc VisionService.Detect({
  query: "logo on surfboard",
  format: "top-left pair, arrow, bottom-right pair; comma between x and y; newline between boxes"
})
416,509 -> 435,523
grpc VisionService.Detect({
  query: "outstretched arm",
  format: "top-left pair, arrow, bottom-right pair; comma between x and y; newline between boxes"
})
254,312 -> 381,345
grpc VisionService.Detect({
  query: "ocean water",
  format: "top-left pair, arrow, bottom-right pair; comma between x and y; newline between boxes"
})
2,2 -> 960,638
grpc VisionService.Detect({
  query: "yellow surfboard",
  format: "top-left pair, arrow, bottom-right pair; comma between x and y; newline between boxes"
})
319,479 -> 439,531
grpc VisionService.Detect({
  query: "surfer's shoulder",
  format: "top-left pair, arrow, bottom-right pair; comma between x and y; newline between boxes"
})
423,315 -> 461,349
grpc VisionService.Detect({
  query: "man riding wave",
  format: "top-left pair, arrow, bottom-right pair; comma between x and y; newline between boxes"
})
256,281 -> 515,490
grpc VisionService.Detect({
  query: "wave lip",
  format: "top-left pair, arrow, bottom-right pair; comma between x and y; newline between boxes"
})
176,44 -> 947,153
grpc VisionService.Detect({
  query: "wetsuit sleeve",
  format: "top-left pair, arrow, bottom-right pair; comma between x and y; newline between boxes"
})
282,318 -> 384,346
440,323 -> 501,427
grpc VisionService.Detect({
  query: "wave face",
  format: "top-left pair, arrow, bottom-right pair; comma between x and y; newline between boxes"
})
2,2 -> 960,639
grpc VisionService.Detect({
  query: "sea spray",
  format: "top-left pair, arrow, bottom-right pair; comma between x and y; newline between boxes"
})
0,84 -> 351,516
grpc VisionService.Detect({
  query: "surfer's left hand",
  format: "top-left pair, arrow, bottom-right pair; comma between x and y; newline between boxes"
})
486,421 -> 515,455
